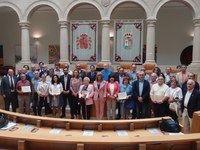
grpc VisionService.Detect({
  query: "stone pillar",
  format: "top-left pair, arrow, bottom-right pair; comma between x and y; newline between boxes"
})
145,19 -> 157,64
100,20 -> 111,64
19,21 -> 31,64
59,20 -> 69,64
190,19 -> 200,67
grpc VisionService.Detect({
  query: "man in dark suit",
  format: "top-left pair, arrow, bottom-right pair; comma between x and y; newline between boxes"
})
76,63 -> 86,80
181,72 -> 199,96
87,65 -> 97,84
1,68 -> 18,112
181,79 -> 200,133
132,71 -> 150,118
60,67 -> 72,118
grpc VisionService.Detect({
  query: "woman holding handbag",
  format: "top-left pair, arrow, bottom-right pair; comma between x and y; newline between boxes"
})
168,79 -> 183,122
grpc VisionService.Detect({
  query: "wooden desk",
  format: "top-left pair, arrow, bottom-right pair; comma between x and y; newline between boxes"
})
0,109 -> 200,150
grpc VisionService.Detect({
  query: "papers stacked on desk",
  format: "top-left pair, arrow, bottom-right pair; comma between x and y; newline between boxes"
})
147,128 -> 161,134
49,128 -> 62,134
0,122 -> 17,130
83,130 -> 94,136
116,130 -> 128,136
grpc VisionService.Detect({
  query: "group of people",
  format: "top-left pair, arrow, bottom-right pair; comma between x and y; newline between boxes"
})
1,62 -> 200,132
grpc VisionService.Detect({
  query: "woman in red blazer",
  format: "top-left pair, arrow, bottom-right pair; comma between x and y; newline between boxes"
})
93,73 -> 107,120
106,74 -> 119,120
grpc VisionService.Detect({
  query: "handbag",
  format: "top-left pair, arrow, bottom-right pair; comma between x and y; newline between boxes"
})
160,119 -> 180,133
169,102 -> 178,113
0,113 -> 8,128
124,99 -> 135,109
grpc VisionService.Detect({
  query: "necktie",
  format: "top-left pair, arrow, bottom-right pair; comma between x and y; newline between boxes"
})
10,77 -> 14,90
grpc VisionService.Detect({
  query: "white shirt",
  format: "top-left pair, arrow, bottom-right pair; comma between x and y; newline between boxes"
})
169,87 -> 183,100
49,83 -> 63,95
184,90 -> 192,107
109,83 -> 114,96
150,83 -> 169,102
37,81 -> 49,95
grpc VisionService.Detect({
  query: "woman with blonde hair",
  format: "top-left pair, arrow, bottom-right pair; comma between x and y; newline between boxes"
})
93,73 -> 107,120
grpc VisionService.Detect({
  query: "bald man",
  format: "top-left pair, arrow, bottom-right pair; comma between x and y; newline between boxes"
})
181,79 -> 200,133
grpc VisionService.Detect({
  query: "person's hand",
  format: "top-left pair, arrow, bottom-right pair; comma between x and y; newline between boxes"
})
138,97 -> 143,103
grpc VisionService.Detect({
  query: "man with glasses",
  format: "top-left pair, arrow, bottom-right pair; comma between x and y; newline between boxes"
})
150,76 -> 169,117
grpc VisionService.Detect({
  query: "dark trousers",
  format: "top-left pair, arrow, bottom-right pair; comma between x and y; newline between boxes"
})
71,95 -> 79,118
116,101 -> 121,119
61,93 -> 71,117
168,110 -> 178,122
4,92 -> 17,112
38,97 -> 49,116
136,102 -> 146,119
154,101 -> 169,117
79,98 -> 92,120
32,93 -> 39,115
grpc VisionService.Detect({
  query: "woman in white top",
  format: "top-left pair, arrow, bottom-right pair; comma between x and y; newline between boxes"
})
49,74 -> 63,117
168,79 -> 183,121
37,74 -> 49,116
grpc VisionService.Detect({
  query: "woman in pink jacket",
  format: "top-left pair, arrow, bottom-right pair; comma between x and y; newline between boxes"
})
106,74 -> 120,120
93,73 -> 107,120
79,77 -> 94,119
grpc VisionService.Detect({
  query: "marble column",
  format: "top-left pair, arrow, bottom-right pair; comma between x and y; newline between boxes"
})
59,20 -> 69,64
19,21 -> 31,64
190,19 -> 200,67
100,20 -> 111,64
145,19 -> 157,64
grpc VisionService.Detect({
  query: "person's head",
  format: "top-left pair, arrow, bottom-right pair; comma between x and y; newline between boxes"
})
123,76 -> 130,85
43,65 -> 48,71
103,63 -> 109,70
63,67 -> 69,75
90,65 -> 95,72
153,67 -> 161,76
83,77 -> 90,85
23,65 -> 29,71
151,72 -> 157,82
169,73 -> 176,81
22,68 -> 27,74
34,71 -> 40,79
8,69 -> 14,76
157,76 -> 165,85
48,68 -> 54,76
136,70 -> 140,79
76,63 -> 81,70
41,74 -> 46,82
170,79 -> 178,88
30,65 -> 36,71
131,64 -> 137,72
17,68 -> 22,74
140,67 -> 146,73
187,79 -> 195,91
52,74 -> 60,84
116,66 -> 120,73
138,71 -> 145,81
64,63 -> 70,69
159,72 -> 166,81
108,73 -> 115,83
165,67 -> 171,74
20,73 -> 26,81
39,62 -> 44,68
176,65 -> 181,73
119,68 -> 124,76
73,69 -> 80,78
187,72 -> 195,80
96,72 -> 103,82
181,64 -> 187,73
55,63 -> 60,70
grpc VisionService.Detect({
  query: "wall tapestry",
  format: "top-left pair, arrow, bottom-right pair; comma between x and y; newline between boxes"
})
70,21 -> 98,62
114,20 -> 144,63
49,45 -> 60,64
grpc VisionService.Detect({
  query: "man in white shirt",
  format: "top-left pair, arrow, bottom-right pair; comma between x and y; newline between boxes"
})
181,79 -> 200,133
150,76 -> 169,117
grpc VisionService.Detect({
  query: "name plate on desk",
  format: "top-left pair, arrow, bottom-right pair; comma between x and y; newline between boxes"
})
21,86 -> 31,93
118,92 -> 127,100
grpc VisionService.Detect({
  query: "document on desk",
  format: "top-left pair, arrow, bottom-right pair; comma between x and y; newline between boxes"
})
21,125 -> 34,131
49,128 -> 62,134
83,130 -> 94,136
147,128 -> 161,134
0,122 -> 17,130
116,130 -> 128,136
168,132 -> 184,135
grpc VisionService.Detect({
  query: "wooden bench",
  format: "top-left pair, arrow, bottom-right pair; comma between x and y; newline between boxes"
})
0,109 -> 200,150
